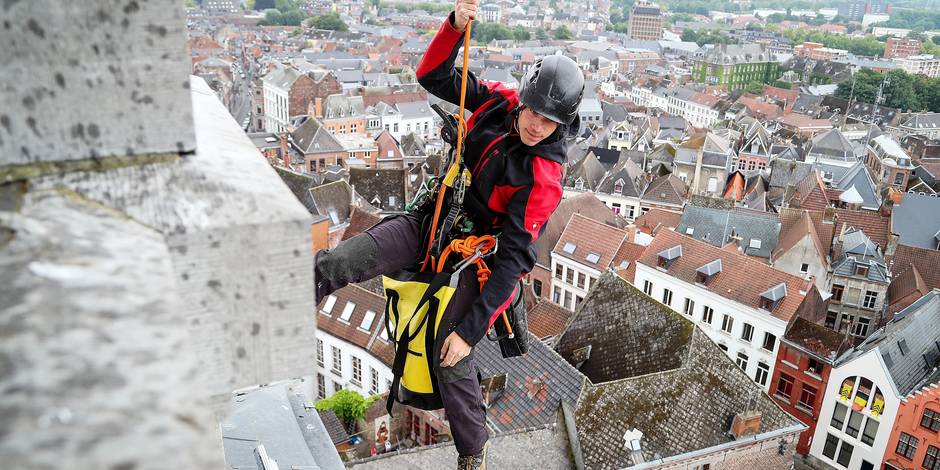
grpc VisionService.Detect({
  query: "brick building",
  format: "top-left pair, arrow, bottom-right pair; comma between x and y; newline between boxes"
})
628,1 -> 663,41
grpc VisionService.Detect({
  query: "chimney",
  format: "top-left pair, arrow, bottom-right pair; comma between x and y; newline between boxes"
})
823,206 -> 835,224
730,410 -> 762,439
279,133 -> 290,167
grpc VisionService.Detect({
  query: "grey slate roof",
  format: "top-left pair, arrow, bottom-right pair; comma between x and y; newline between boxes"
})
891,193 -> 940,250
274,166 -> 319,215
677,205 -> 781,258
565,274 -> 803,469
221,380 -> 344,470
475,332 -> 586,433
832,228 -> 889,283
847,290 -> 940,397
291,117 -> 345,154
395,100 -> 432,120
834,161 -> 880,210
807,128 -> 855,162
348,168 -> 406,212
309,180 -> 353,226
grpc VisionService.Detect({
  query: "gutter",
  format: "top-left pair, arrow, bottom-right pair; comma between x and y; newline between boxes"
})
625,423 -> 807,470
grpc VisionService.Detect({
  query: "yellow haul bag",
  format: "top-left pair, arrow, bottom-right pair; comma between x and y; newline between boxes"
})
382,270 -> 457,414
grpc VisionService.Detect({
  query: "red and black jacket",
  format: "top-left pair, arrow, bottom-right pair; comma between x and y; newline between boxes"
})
416,13 -> 567,347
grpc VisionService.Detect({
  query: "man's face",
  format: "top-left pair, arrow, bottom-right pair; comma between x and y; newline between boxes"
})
518,106 -> 559,146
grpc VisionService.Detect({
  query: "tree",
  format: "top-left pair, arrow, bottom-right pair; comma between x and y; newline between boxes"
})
535,28 -> 548,40
254,0 -> 275,9
744,81 -> 764,95
553,25 -> 574,40
315,390 -> 378,429
307,13 -> 348,31
512,25 -> 530,41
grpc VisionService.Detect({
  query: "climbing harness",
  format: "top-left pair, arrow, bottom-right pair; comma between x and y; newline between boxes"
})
383,20 -> 528,415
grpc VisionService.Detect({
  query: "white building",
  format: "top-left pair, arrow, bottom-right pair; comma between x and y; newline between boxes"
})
808,291 -> 940,470
314,285 -> 394,401
894,54 -> 940,78
634,229 -> 819,392
549,213 -> 628,311
262,66 -> 300,133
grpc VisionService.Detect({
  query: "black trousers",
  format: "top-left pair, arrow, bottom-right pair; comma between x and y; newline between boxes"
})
315,214 -> 489,456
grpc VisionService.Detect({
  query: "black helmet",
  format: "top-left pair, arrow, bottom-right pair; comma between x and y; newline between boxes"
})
518,54 -> 584,126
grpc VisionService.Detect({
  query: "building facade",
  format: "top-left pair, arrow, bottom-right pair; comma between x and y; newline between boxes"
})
692,44 -> 779,91
628,1 -> 663,41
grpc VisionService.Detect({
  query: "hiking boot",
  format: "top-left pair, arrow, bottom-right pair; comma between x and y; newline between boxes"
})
456,441 -> 489,470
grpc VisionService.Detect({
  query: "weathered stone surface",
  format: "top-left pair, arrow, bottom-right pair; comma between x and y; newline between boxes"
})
0,0 -> 195,165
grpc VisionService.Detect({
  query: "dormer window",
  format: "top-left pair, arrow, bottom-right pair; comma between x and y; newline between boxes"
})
575,177 -> 585,191
696,259 -> 722,285
760,283 -> 787,311
657,245 -> 682,269
856,264 -> 869,277
614,178 -> 625,194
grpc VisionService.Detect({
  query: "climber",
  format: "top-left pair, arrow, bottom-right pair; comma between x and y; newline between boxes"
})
313,0 -> 584,468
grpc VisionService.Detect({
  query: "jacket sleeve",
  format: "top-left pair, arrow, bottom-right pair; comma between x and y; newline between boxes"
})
454,157 -> 564,346
416,12 -> 517,113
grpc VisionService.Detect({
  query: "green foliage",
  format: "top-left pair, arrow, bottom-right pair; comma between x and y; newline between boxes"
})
307,13 -> 348,31
833,68 -> 940,113
744,81 -> 764,95
554,25 -> 574,40
472,22 -> 514,42
772,80 -> 792,90
390,1 -> 452,14
874,9 -> 940,32
535,28 -> 549,40
512,26 -> 530,41
782,29 -> 884,57
681,28 -> 732,46
257,0 -> 306,25
315,390 -> 378,425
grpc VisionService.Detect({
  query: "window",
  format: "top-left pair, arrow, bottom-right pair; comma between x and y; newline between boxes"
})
702,305 -> 714,324
351,356 -> 362,385
800,263 -> 809,273
863,290 -> 878,309
896,432 -> 918,460
555,263 -> 563,280
371,367 -> 380,394
776,373 -> 794,399
533,279 -> 542,297
575,295 -> 583,310
317,373 -> 326,399
360,310 -> 376,331
798,384 -> 817,412
316,339 -> 324,367
643,280 -> 653,296
718,343 -> 729,352
707,177 -> 718,193
927,446 -> 940,470
755,362 -> 769,386
553,288 -> 561,304
339,301 -> 355,323
831,284 -> 844,302
807,357 -> 822,375
662,288 -> 673,306
861,417 -> 879,446
922,409 -> 940,432
823,433 -> 839,459
577,272 -> 586,289
566,267 -> 574,284
853,317 -> 870,338
683,298 -> 695,316
856,265 -> 869,277
721,314 -> 734,334
837,441 -> 854,467
845,410 -> 864,438
334,381 -> 342,393
331,346 -> 342,375
741,323 -> 754,342
564,290 -> 573,310
321,295 -> 337,314
762,332 -> 777,351
736,352 -> 749,371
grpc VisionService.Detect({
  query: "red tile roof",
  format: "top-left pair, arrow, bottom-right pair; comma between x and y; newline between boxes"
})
341,207 -> 383,241
635,208 -> 682,235
775,208 -> 831,267
888,244 -> 940,311
528,300 -> 574,340
832,208 -> 891,250
536,193 -> 624,267
553,213 -> 628,270
317,284 -> 394,366
638,229 -> 812,321
611,240 -> 647,283
887,264 -> 930,316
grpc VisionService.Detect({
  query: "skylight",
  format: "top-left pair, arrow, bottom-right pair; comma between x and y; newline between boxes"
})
321,295 -> 337,314
563,242 -> 576,254
359,310 -> 376,331
586,252 -> 601,264
340,301 -> 355,322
